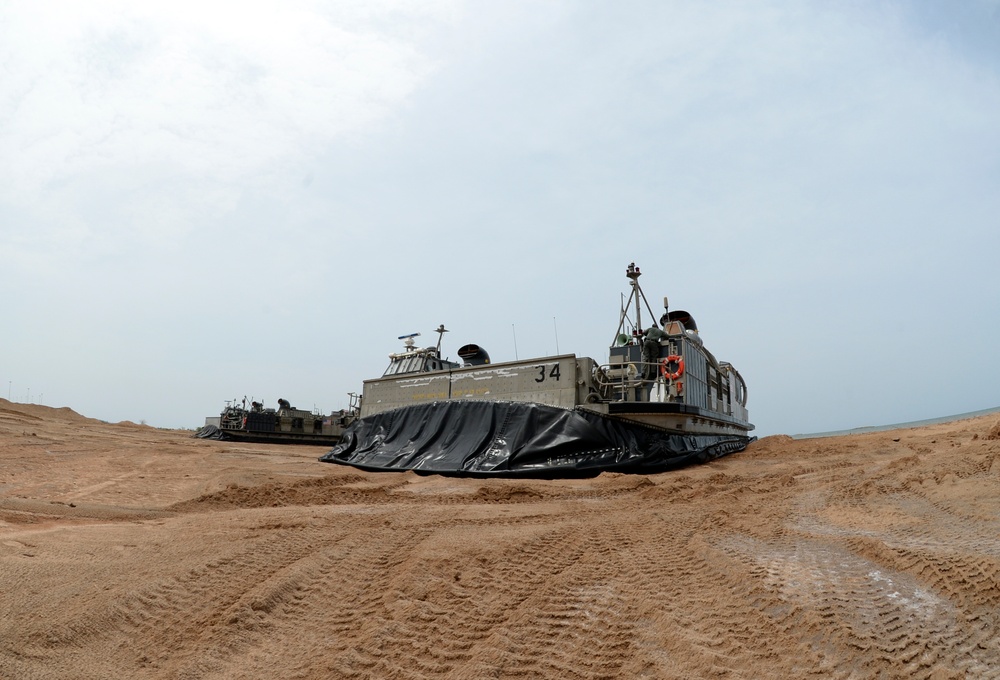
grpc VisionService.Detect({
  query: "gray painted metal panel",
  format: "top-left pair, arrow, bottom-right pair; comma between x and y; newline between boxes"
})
362,355 -> 583,417
680,338 -> 709,410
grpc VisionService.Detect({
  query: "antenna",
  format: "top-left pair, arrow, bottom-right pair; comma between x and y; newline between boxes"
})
434,324 -> 449,355
614,262 -> 662,345
398,331 -> 420,351
626,262 -> 642,334
553,316 -> 560,355
512,324 -> 519,360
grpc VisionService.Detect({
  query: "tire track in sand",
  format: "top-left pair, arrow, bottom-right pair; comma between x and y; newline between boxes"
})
18,509 -> 415,678
167,515 -> 434,679
716,533 -> 1000,678
603,506 -> 833,679
455,520 -> 635,679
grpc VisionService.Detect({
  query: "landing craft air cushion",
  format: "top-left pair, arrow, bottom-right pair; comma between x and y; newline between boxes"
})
197,397 -> 358,446
322,263 -> 755,475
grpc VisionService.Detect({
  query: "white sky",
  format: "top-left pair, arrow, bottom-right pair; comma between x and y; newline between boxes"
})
2,0 -> 999,436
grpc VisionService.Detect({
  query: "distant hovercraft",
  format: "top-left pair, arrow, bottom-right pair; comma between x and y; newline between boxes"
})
197,397 -> 358,446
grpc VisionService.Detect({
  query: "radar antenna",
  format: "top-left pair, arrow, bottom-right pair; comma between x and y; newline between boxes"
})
398,332 -> 420,351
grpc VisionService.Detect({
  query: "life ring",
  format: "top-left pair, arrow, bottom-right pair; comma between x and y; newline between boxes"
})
660,355 -> 684,380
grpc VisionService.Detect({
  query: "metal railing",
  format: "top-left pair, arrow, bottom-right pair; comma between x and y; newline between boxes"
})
593,361 -> 677,403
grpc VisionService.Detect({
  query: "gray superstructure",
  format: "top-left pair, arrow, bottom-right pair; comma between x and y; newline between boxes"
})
360,263 -> 752,436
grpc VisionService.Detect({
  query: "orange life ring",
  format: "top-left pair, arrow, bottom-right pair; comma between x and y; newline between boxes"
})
660,355 -> 684,381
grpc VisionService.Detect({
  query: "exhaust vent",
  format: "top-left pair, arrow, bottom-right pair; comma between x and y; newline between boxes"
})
457,344 -> 491,366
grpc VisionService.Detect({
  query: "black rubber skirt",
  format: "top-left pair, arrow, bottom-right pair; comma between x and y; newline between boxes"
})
320,400 -> 752,477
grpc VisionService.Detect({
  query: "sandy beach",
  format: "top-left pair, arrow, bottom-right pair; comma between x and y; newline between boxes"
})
2,397 -> 1000,679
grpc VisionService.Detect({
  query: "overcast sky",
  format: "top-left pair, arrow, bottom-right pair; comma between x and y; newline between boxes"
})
3,1 -> 999,437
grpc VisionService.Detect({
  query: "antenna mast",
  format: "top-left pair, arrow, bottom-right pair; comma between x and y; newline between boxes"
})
434,324 -> 449,356
614,263 -> 663,345
627,262 -> 643,334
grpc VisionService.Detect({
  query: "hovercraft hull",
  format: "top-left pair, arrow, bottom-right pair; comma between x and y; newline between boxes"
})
320,400 -> 752,476
197,425 -> 344,447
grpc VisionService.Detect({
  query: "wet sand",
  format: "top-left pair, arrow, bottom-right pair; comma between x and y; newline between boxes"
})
3,398 -> 1000,678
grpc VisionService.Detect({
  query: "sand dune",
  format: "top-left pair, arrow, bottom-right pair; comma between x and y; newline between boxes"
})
2,398 -> 1000,678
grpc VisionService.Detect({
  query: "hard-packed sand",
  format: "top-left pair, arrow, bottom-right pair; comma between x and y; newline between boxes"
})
3,398 -> 1000,679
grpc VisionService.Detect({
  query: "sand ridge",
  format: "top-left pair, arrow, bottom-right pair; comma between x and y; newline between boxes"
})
2,398 -> 1000,678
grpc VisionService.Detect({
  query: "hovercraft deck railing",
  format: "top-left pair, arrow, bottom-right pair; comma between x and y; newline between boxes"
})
594,361 -> 683,404
593,358 -> 748,424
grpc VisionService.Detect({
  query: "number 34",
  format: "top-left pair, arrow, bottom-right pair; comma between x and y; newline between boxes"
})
534,364 -> 561,383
